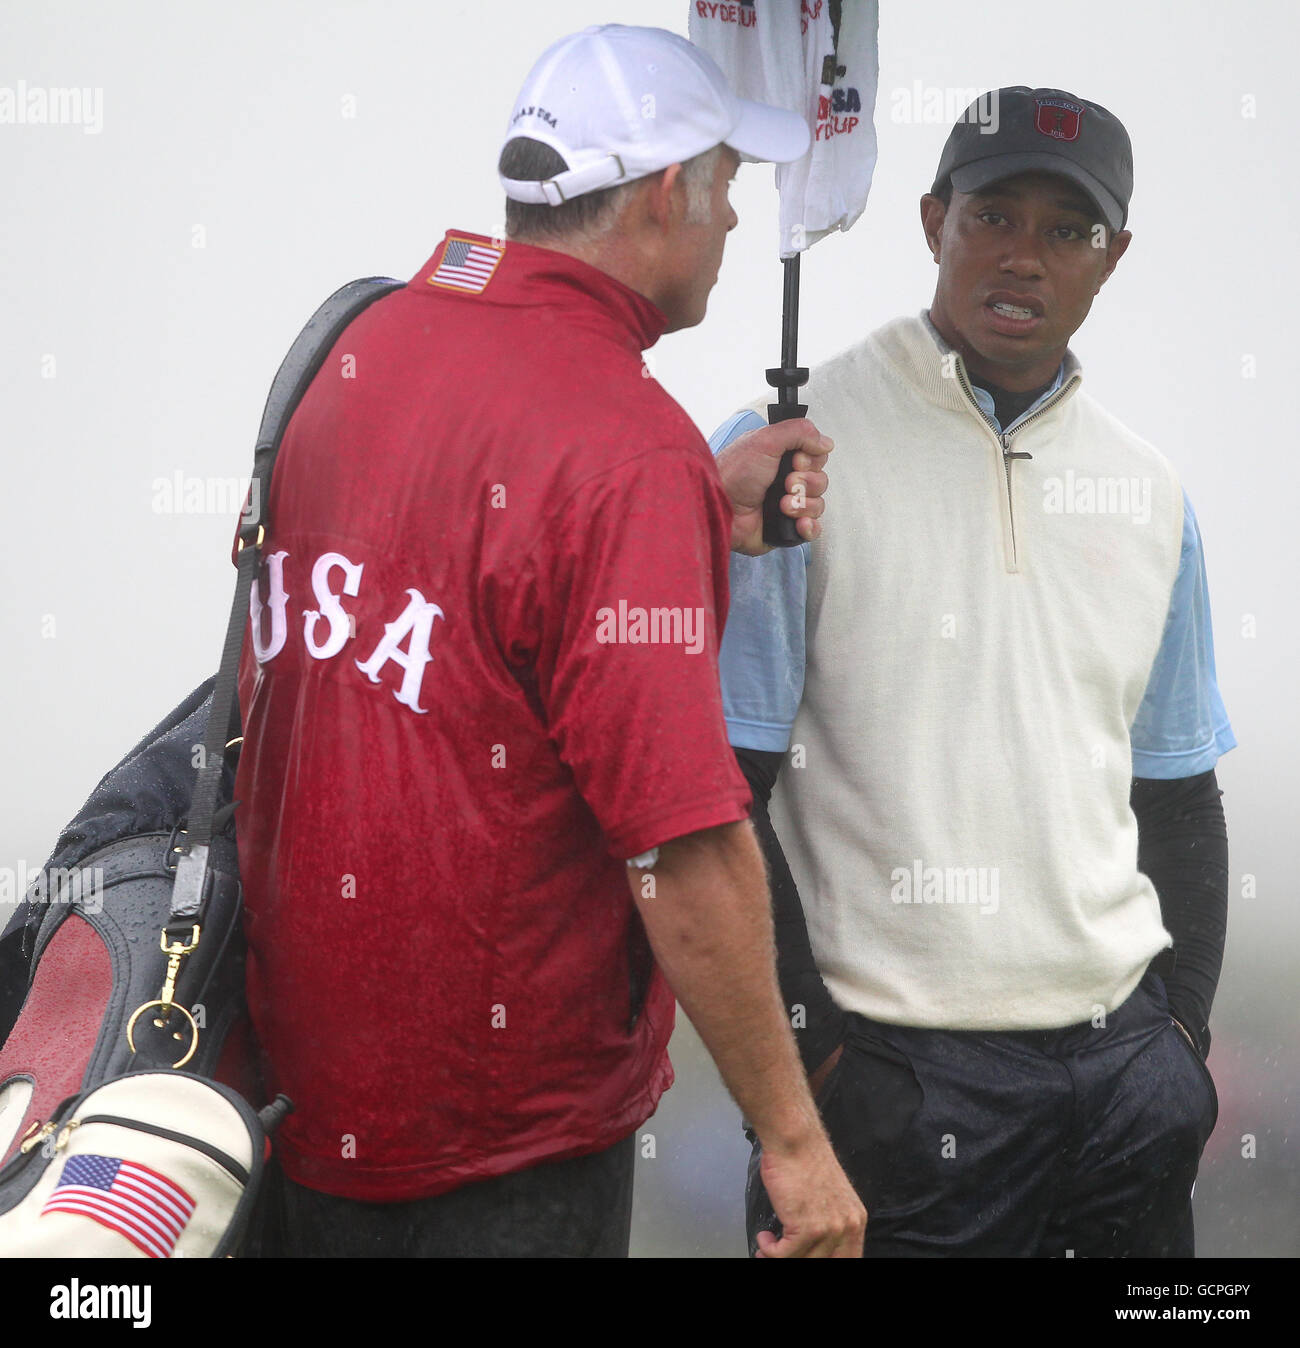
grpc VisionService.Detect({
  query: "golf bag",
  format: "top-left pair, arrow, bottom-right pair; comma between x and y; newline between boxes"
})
0,274 -> 404,1256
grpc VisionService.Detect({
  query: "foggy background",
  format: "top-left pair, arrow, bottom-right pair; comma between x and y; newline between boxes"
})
2,0 -> 1295,1256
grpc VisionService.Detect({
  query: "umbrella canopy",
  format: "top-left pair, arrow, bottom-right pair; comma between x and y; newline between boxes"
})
690,0 -> 879,257
690,0 -> 880,543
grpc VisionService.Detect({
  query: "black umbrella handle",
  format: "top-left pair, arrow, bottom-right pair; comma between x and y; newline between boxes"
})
763,255 -> 810,548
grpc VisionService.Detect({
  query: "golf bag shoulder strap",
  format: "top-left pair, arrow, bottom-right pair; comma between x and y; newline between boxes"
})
252,276 -> 407,468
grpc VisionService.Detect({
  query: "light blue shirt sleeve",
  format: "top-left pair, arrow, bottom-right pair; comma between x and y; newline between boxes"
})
1129,491 -> 1237,778
709,410 -> 809,752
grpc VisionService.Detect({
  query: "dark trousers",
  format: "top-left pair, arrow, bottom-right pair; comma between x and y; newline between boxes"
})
251,1131 -> 636,1258
747,967 -> 1218,1257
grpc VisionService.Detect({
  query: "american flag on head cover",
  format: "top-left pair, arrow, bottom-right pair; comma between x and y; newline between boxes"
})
429,234 -> 505,294
41,1153 -> 196,1258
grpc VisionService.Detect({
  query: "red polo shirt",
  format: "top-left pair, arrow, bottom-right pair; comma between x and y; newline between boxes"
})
233,231 -> 752,1199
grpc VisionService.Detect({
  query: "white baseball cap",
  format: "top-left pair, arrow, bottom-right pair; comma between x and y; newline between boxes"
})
500,24 -> 810,206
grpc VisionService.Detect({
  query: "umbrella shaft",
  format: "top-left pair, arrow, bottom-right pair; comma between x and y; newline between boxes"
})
781,253 -> 801,382
767,255 -> 809,419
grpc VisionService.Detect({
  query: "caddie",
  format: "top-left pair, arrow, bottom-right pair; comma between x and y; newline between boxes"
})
234,24 -> 864,1258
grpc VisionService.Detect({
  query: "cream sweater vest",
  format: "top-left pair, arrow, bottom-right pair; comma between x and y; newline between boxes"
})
757,313 -> 1185,1029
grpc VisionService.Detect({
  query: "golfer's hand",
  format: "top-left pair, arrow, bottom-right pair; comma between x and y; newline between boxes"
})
715,418 -> 833,555
755,1133 -> 866,1258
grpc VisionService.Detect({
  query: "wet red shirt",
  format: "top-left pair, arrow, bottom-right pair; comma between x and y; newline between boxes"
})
233,231 -> 752,1199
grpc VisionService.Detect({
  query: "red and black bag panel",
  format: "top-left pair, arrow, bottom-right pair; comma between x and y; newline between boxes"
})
0,679 -> 261,1169
0,829 -> 257,1168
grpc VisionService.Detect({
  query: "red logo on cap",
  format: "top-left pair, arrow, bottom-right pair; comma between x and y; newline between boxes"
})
1033,96 -> 1084,142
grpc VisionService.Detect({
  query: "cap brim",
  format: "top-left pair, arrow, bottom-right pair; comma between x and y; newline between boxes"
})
726,98 -> 811,165
950,154 -> 1124,231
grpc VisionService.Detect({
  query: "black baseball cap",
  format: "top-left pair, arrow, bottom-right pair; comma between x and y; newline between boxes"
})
931,86 -> 1133,232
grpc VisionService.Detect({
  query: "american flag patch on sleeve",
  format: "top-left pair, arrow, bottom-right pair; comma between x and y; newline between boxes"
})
428,235 -> 505,294
41,1153 -> 196,1258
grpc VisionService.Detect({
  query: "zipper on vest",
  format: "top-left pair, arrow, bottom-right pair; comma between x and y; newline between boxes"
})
952,361 -> 1078,574
1001,441 -> 1033,572
999,386 -> 1078,569
952,362 -> 1021,572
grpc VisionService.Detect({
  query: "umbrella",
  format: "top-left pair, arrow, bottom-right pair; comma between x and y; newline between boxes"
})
689,0 -> 880,544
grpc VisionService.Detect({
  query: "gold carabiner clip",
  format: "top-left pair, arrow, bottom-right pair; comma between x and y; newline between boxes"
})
124,924 -> 203,1067
157,925 -> 201,1017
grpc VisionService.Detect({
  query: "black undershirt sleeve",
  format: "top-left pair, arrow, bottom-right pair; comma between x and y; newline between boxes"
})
1132,769 -> 1229,1060
734,745 -> 846,1075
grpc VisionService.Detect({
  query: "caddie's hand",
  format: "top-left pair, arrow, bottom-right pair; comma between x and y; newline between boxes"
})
714,418 -> 833,556
754,1132 -> 866,1258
